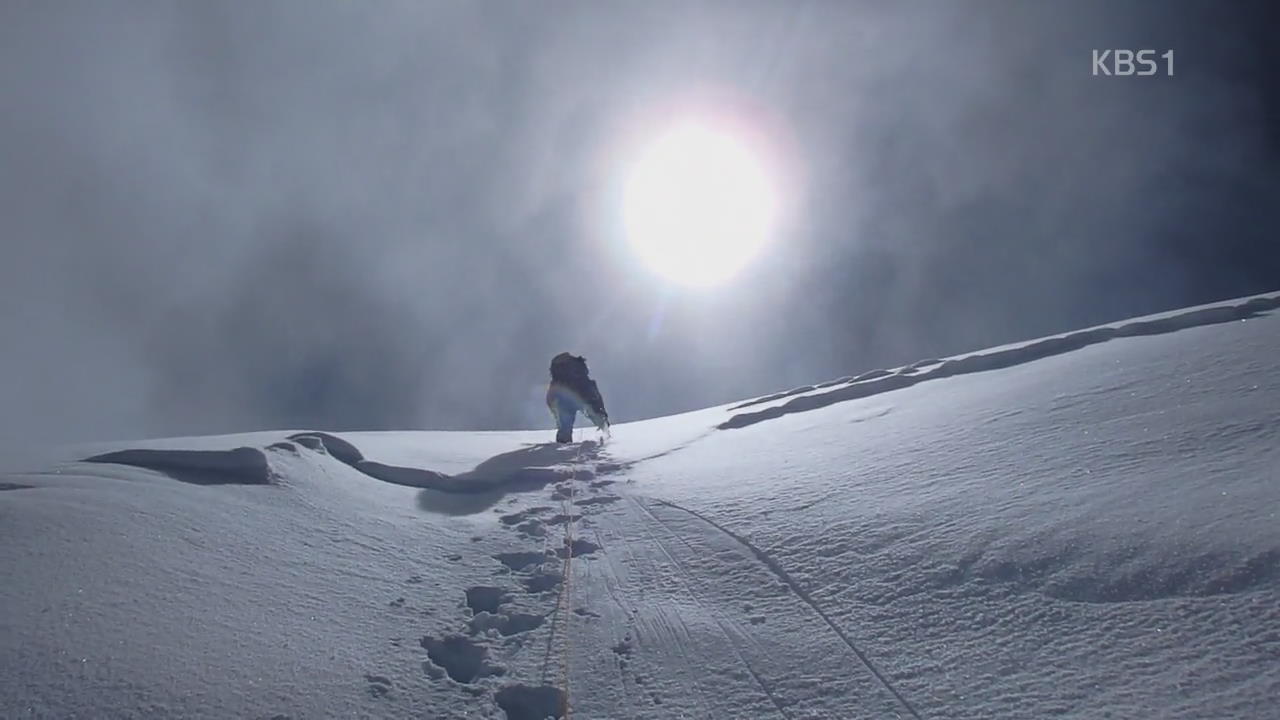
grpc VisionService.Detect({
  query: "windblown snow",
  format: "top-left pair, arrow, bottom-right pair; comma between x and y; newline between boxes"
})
3,292 -> 1278,719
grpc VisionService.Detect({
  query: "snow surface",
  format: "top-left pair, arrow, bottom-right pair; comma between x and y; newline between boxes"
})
2,292 -> 1278,719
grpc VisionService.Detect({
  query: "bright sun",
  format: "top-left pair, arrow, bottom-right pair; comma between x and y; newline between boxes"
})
622,121 -> 779,287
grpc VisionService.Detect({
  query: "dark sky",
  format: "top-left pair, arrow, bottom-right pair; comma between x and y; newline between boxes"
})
1,0 -> 1277,447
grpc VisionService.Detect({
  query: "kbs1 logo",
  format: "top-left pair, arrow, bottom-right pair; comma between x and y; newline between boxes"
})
1092,49 -> 1174,76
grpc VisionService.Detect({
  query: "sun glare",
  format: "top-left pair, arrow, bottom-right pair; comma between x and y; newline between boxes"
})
622,121 -> 779,287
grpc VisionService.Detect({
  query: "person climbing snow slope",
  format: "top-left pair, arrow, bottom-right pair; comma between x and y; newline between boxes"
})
546,352 -> 609,443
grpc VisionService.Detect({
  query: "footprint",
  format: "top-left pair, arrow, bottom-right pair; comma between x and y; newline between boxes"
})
464,586 -> 512,615
494,684 -> 566,720
522,570 -> 562,595
469,611 -> 545,637
493,551 -> 551,572
501,613 -> 545,635
515,520 -> 545,538
499,507 -> 552,526
554,538 -> 600,560
574,495 -> 619,507
364,673 -> 393,697
420,634 -> 505,684
612,632 -> 634,668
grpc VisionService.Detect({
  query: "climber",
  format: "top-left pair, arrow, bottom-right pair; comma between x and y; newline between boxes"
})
546,352 -> 609,443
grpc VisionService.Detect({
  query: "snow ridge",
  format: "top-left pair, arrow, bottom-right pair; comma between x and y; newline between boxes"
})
721,292 -> 1280,430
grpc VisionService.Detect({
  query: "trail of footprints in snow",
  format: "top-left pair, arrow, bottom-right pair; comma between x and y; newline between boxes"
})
408,475 -> 622,719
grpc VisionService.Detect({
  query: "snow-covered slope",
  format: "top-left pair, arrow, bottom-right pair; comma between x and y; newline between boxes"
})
3,292 -> 1278,719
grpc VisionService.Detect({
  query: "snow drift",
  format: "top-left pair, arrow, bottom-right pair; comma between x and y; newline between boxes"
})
2,292 -> 1278,719
84,446 -> 273,485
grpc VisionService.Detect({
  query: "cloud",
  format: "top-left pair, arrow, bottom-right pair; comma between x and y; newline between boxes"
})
0,1 -> 1274,449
